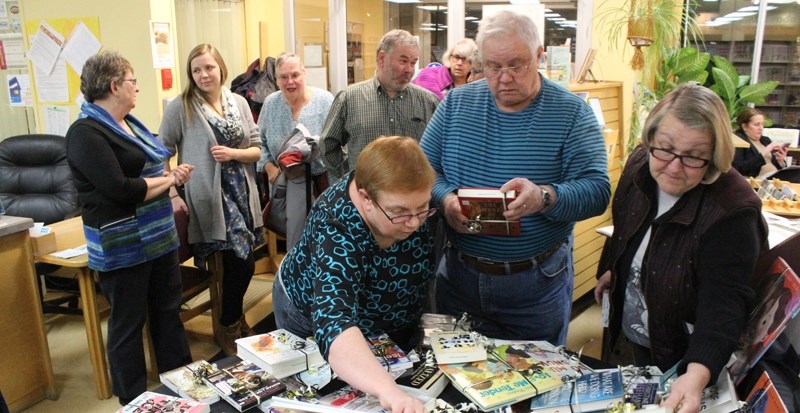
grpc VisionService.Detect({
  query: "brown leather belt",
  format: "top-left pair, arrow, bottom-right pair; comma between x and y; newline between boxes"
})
458,240 -> 565,276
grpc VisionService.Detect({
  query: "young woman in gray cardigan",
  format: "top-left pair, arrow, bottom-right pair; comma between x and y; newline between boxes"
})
159,44 -> 264,355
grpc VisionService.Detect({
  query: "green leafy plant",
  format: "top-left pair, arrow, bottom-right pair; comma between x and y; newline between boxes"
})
654,46 -> 709,99
707,55 -> 779,127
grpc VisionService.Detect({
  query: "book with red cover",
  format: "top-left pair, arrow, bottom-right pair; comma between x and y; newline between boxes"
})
457,188 -> 520,236
728,257 -> 800,385
743,371 -> 789,413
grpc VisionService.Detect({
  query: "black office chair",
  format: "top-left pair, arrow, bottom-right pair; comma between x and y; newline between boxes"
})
765,166 -> 800,184
0,134 -> 81,314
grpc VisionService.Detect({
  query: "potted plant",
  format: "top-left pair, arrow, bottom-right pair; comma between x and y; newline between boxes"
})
706,54 -> 780,127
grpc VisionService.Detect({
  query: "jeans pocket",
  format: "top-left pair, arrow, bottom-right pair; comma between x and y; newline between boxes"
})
538,242 -> 569,278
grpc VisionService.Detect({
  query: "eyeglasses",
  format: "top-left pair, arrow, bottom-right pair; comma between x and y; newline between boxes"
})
649,147 -> 711,168
373,200 -> 437,225
121,78 -> 137,86
449,54 -> 468,63
483,64 -> 533,79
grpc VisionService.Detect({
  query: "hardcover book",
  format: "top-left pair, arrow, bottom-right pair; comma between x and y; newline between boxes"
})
202,359 -> 287,412
546,46 -> 571,87
367,332 -> 413,373
236,329 -> 325,379
493,342 -> 587,383
270,378 -> 435,413
116,391 -> 210,413
457,188 -> 520,236
728,257 -> 800,385
430,331 -> 487,365
529,368 -> 624,413
742,370 -> 789,413
159,360 -> 221,404
438,350 -> 563,411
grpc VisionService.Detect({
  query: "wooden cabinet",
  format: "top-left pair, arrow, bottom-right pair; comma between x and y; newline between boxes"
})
568,81 -> 624,301
0,216 -> 56,411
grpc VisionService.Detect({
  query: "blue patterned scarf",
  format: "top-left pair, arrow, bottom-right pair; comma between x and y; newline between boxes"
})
79,101 -> 172,178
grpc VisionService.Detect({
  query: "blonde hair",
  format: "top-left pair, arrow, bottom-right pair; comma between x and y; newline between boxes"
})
641,83 -> 734,183
181,44 -> 229,120
354,136 -> 435,200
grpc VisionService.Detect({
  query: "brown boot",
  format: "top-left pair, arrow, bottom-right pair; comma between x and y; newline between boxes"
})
239,315 -> 256,337
219,320 -> 241,356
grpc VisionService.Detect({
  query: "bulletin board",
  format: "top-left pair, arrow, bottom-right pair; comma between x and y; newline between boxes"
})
23,17 -> 100,135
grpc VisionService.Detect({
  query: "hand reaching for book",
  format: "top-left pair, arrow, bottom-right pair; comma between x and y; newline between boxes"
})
378,386 -> 425,413
660,363 -> 711,413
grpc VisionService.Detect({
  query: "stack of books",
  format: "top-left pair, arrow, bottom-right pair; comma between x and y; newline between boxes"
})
159,360 -> 220,404
116,391 -> 210,413
430,331 -> 487,364
236,329 -> 325,379
201,359 -> 286,412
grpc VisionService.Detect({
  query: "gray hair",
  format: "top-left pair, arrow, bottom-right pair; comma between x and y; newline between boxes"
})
640,83 -> 734,183
276,52 -> 305,71
376,29 -> 418,61
80,50 -> 133,103
442,38 -> 478,68
476,10 -> 541,64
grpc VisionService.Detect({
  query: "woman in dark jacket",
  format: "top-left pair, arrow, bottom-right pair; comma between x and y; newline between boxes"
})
594,84 -> 768,413
732,108 -> 788,177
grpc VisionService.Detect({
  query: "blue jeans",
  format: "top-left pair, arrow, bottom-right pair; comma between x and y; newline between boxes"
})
272,267 -> 313,339
435,238 -> 574,345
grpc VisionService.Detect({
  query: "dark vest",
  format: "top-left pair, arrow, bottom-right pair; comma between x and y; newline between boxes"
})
600,146 -> 767,369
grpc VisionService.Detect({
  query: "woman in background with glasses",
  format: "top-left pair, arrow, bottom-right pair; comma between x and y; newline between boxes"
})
159,44 -> 264,355
411,38 -> 477,100
594,83 -> 767,413
257,52 -> 334,250
273,136 -> 436,413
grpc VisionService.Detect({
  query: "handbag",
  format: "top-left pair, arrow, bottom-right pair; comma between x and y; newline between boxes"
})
262,172 -> 289,235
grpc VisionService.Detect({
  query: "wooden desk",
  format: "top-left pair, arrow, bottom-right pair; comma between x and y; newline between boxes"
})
35,216 -> 112,399
0,216 -> 57,411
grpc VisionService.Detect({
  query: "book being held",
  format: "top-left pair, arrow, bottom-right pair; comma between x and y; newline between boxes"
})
236,329 -> 325,379
430,331 -> 487,365
457,188 -> 520,236
116,391 -> 210,413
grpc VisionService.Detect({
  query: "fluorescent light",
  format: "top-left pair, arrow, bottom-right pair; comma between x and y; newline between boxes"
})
549,17 -> 567,21
385,0 -> 420,3
510,0 -> 540,4
545,13 -> 561,17
417,5 -> 447,10
418,27 -> 440,31
544,8 -> 553,12
726,11 -> 757,17
465,16 -> 477,20
738,5 -> 776,10
716,16 -> 743,21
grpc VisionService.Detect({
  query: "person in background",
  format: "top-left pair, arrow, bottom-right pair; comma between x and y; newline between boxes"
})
411,38 -> 477,100
420,9 -> 610,345
594,83 -> 768,413
322,29 -> 439,183
467,53 -> 484,83
732,108 -> 788,177
273,136 -> 436,413
65,51 -> 194,405
257,52 -> 334,250
159,43 -> 264,355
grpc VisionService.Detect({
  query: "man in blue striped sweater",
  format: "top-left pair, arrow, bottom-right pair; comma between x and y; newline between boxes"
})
420,10 -> 610,345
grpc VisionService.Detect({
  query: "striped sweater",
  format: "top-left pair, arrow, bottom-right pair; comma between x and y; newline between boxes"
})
420,77 -> 610,261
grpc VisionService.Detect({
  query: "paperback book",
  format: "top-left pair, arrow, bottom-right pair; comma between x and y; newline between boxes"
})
493,342 -> 587,382
237,329 -> 325,379
546,46 -> 571,88
529,368 -> 624,413
742,370 -> 789,413
367,332 -> 413,373
270,378 -> 435,413
394,355 -> 449,398
728,257 -> 800,385
202,359 -> 287,412
661,368 -> 742,413
159,360 -> 221,404
430,331 -> 487,364
116,391 -> 210,413
438,350 -> 563,411
457,188 -> 520,236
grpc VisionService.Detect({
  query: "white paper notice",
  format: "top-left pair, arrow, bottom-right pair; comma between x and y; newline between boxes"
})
7,73 -> 32,106
589,97 -> 605,127
1,38 -> 26,68
28,20 -> 64,75
35,57 -> 69,103
51,244 -> 87,259
44,105 -> 70,136
61,22 -> 101,75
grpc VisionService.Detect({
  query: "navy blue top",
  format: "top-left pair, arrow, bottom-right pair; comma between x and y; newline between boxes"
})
279,173 -> 435,357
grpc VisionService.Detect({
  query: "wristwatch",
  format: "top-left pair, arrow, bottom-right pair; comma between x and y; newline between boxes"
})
540,186 -> 552,210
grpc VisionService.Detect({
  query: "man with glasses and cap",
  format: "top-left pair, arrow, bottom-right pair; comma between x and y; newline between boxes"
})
420,9 -> 610,345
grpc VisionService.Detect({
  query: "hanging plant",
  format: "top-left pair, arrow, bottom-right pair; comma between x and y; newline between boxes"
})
626,0 -> 654,70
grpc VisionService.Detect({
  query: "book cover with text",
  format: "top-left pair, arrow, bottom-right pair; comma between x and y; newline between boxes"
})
457,188 -> 520,236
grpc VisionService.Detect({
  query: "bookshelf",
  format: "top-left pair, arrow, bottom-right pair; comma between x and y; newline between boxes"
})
705,40 -> 800,127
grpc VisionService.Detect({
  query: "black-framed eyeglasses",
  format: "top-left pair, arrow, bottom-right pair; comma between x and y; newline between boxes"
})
121,78 -> 137,86
373,200 -> 437,225
450,54 -> 468,63
483,63 -> 533,79
649,147 -> 711,169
